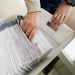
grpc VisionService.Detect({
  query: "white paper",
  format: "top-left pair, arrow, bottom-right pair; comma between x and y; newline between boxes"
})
0,15 -> 53,75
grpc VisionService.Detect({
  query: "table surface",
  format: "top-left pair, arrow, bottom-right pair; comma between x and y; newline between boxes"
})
27,9 -> 74,75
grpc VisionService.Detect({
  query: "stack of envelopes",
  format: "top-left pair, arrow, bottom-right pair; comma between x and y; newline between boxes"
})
0,15 -> 53,75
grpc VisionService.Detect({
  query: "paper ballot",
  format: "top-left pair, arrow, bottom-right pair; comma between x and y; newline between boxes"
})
0,15 -> 53,75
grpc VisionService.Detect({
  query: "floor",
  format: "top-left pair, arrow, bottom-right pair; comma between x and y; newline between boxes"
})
38,59 -> 73,75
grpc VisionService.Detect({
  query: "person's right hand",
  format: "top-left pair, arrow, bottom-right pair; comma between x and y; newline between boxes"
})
51,1 -> 73,28
21,11 -> 40,40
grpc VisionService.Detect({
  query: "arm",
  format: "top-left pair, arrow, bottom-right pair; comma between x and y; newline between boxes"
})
22,0 -> 41,40
25,0 -> 41,13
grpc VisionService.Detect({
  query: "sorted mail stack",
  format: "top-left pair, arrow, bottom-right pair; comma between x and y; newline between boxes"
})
0,15 -> 53,75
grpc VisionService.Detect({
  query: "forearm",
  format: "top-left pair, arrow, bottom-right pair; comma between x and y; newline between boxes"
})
24,0 -> 41,13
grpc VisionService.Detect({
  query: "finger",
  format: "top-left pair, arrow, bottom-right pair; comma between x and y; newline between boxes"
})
34,43 -> 40,50
21,20 -> 25,29
59,13 -> 65,24
51,14 -> 62,31
51,14 -> 58,22
34,43 -> 44,54
52,14 -> 61,26
21,21 -> 28,33
26,25 -> 33,37
20,20 -> 23,27
22,22 -> 29,32
29,28 -> 37,41
62,15 -> 68,24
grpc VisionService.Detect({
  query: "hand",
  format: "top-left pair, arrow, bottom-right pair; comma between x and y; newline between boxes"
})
21,12 -> 40,40
51,1 -> 73,27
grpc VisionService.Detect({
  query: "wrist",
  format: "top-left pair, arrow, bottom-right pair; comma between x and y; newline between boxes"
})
63,1 -> 73,8
64,0 -> 75,7
27,11 -> 41,14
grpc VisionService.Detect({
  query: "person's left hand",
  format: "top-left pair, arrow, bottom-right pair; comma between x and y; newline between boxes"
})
51,1 -> 73,27
21,12 -> 40,40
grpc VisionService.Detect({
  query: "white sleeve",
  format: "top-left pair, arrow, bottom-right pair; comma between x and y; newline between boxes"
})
24,0 -> 41,13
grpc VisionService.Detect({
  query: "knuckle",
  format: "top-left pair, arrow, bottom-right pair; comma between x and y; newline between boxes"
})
34,25 -> 39,29
31,32 -> 35,37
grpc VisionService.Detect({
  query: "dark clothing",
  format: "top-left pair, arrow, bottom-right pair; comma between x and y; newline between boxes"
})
40,0 -> 63,14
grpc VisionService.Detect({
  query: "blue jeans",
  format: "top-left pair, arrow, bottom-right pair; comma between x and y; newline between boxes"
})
40,0 -> 63,14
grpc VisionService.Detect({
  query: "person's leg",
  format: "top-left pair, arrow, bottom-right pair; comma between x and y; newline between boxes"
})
40,0 -> 53,13
40,0 -> 63,14
51,0 -> 63,14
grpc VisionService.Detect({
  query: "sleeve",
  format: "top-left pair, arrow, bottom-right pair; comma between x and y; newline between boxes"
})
65,0 -> 75,6
24,0 -> 41,13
